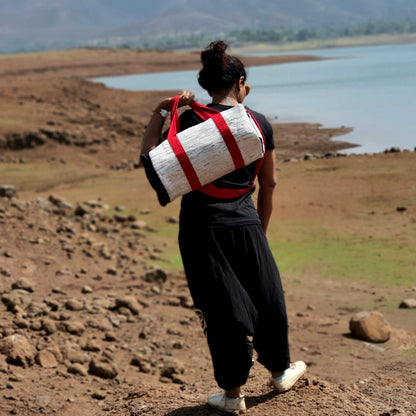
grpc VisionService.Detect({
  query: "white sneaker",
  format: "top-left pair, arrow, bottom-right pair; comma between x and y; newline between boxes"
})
208,392 -> 246,414
271,361 -> 307,393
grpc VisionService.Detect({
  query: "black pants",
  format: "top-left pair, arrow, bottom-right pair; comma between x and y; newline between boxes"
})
179,224 -> 290,391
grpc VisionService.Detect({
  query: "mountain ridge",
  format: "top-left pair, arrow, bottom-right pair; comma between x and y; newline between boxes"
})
1,0 -> 415,53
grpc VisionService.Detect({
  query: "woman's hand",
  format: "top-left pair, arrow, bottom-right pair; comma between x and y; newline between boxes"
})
155,91 -> 195,112
177,90 -> 195,108
142,91 -> 195,156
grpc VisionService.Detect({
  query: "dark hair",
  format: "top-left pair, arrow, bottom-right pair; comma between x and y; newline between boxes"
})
198,40 -> 246,93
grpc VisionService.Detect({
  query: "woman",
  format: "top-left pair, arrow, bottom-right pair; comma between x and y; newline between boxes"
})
141,40 -> 305,414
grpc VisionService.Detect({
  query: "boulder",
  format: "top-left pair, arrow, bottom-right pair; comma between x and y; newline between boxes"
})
67,363 -> 88,377
65,298 -> 84,311
160,359 -> 185,379
88,358 -> 118,379
35,350 -> 58,368
0,185 -> 17,199
41,318 -> 57,335
2,289 -> 33,311
115,296 -> 141,315
11,278 -> 34,292
0,334 -> 35,367
65,321 -> 85,336
130,353 -> 152,373
349,311 -> 391,343
399,298 -> 416,309
143,268 -> 167,284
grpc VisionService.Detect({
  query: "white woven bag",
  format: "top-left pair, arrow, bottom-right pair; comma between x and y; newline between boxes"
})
148,99 -> 264,203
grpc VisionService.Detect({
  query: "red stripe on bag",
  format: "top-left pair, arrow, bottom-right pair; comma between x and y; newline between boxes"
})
211,113 -> 245,170
168,134 -> 202,190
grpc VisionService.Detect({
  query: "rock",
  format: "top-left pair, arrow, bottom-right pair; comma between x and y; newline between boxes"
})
349,311 -> 391,343
0,185 -> 17,199
65,299 -> 84,311
179,295 -> 194,309
104,331 -> 117,342
131,220 -> 148,230
130,353 -> 152,373
399,298 -> 416,309
88,358 -> 118,379
0,335 -> 35,367
35,350 -> 58,368
106,267 -> 117,276
143,268 -> 167,284
2,289 -> 33,311
65,321 -> 85,336
113,214 -> 129,223
115,296 -> 141,315
98,245 -> 112,260
166,216 -> 179,224
81,285 -> 93,294
160,359 -> 185,379
41,318 -> 57,335
30,320 -> 43,331
74,204 -> 91,217
82,339 -> 101,352
66,350 -> 87,364
67,363 -> 88,377
92,392 -> 106,400
11,278 -> 34,292
13,317 -> 30,329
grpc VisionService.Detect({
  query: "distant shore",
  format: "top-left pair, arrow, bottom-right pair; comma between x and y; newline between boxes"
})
229,32 -> 416,55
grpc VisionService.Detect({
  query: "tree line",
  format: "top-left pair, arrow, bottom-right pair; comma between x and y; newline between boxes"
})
148,17 -> 416,50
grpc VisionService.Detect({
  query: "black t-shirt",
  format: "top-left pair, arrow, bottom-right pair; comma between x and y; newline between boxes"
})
179,103 -> 274,230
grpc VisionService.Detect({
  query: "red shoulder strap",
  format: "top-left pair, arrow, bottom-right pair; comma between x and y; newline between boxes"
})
167,96 -> 202,190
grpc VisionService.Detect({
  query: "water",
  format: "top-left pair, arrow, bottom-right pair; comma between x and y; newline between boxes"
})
95,43 -> 416,154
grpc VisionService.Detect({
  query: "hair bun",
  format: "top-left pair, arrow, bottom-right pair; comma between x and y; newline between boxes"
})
201,40 -> 228,68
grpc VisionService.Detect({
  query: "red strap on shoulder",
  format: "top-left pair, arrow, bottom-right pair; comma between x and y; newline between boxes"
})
167,96 -> 202,190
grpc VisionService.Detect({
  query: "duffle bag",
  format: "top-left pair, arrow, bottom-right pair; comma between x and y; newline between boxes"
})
141,95 -> 265,206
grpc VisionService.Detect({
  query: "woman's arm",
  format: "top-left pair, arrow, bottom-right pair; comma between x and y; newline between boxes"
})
257,149 -> 277,234
140,91 -> 194,156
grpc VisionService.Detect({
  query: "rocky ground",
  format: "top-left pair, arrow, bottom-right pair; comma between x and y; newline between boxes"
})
0,48 -> 415,415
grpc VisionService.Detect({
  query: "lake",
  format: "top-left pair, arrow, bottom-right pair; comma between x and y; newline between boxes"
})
95,43 -> 416,154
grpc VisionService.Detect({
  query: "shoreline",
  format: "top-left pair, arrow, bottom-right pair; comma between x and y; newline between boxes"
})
230,33 -> 416,55
0,48 -> 359,161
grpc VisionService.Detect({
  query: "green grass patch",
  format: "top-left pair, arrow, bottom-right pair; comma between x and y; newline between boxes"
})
407,348 -> 416,356
0,119 -> 16,125
269,224 -> 415,287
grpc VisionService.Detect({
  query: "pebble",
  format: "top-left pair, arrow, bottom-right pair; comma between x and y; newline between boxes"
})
81,285 -> 93,294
